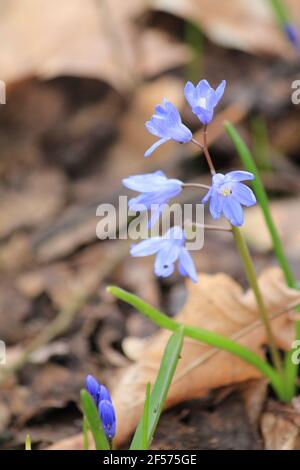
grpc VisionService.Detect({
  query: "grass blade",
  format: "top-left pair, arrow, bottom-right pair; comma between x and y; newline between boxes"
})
25,434 -> 31,450
224,121 -> 296,289
130,328 -> 184,449
80,389 -> 110,450
141,383 -> 151,450
82,414 -> 90,450
225,121 -> 299,398
107,286 -> 284,401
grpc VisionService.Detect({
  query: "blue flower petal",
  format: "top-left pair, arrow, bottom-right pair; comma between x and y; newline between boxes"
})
213,80 -> 226,106
163,226 -> 185,246
130,238 -> 167,257
232,182 -> 256,207
224,171 -> 254,182
185,79 -> 226,125
154,243 -> 180,278
209,189 -> 224,219
123,171 -> 166,192
202,187 -> 212,204
195,80 -> 212,99
99,385 -> 113,403
144,137 -> 169,157
85,375 -> 101,405
178,248 -> 198,283
192,106 -> 214,125
184,81 -> 196,106
223,197 -> 244,226
98,400 -> 116,439
145,99 -> 192,155
148,204 -> 166,228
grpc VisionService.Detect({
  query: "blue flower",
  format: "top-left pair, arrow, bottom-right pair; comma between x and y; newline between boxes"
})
86,375 -> 101,404
123,171 -> 183,227
85,375 -> 116,440
184,79 -> 226,125
284,23 -> 300,55
130,226 -> 197,282
202,171 -> 256,226
98,391 -> 116,440
145,99 -> 192,157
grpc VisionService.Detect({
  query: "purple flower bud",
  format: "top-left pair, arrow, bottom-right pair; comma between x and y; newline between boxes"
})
85,376 -> 116,441
98,391 -> 116,440
284,23 -> 300,54
85,375 -> 101,405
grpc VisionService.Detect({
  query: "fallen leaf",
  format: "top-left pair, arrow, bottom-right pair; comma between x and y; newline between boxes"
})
153,0 -> 300,58
16,243 -> 121,309
0,168 -> 66,240
261,400 -> 300,450
0,0 -> 190,91
48,267 -> 300,449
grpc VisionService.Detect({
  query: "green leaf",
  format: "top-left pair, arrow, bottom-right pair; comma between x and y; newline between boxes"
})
141,383 -> 151,450
130,328 -> 184,450
82,414 -> 90,450
224,121 -> 299,398
25,434 -> 31,450
107,286 -> 285,401
268,0 -> 290,26
80,390 -> 110,450
224,121 -> 296,290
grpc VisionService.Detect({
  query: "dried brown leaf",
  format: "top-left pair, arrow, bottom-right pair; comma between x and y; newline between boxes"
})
48,267 -> 300,449
153,0 -> 300,57
0,0 -> 189,90
0,169 -> 66,240
261,401 -> 300,450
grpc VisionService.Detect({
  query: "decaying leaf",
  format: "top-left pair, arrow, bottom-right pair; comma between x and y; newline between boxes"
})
153,0 -> 300,58
261,400 -> 300,450
48,267 -> 300,449
0,169 -> 66,240
0,0 -> 190,91
108,268 -> 299,446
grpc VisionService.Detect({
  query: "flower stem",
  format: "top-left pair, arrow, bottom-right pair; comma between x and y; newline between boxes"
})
203,126 -> 216,175
232,226 -> 284,377
188,221 -> 232,232
192,128 -> 216,176
182,182 -> 210,190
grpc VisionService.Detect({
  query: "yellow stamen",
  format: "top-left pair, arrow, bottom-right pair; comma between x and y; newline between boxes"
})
199,97 -> 207,109
221,186 -> 232,197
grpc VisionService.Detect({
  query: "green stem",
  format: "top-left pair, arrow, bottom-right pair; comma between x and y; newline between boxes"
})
225,122 -> 300,395
233,226 -> 283,376
224,121 -> 296,289
107,286 -> 285,400
269,0 -> 290,26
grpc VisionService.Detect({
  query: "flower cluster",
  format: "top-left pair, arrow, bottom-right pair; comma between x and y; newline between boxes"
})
123,79 -> 256,282
85,375 -> 116,440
